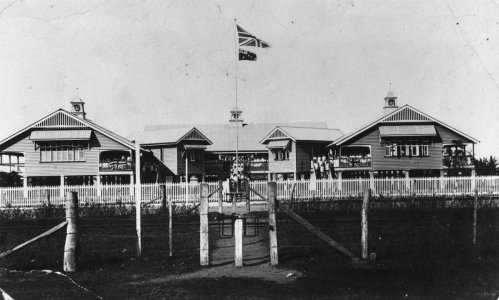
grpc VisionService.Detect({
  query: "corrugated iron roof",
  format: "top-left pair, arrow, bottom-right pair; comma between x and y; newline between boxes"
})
267,140 -> 290,149
379,125 -> 437,137
277,126 -> 344,142
142,122 -> 329,152
30,130 -> 92,141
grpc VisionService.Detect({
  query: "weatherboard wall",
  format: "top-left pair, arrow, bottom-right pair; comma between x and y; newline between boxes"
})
268,140 -> 297,174
339,123 -> 475,171
1,129 -> 133,177
295,141 -> 330,173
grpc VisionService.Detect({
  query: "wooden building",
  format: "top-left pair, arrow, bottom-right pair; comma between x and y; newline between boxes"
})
143,122 -> 329,181
327,91 -> 479,179
260,126 -> 343,180
139,127 -> 212,183
0,98 -> 136,190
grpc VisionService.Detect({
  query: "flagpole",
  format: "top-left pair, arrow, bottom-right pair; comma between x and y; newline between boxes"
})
233,18 -> 240,187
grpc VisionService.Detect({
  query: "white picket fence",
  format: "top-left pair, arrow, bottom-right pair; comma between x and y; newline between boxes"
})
1,176 -> 499,208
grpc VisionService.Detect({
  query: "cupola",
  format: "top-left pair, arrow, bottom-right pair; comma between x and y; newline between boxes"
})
70,97 -> 86,119
383,90 -> 398,115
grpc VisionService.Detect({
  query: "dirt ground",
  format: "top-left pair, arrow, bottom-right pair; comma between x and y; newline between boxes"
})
1,207 -> 499,299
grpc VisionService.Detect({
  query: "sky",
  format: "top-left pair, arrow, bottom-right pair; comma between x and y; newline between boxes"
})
0,0 -> 498,157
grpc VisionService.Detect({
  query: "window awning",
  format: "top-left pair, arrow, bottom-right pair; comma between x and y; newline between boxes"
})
379,125 -> 437,137
183,144 -> 207,150
267,140 -> 290,149
30,130 -> 92,141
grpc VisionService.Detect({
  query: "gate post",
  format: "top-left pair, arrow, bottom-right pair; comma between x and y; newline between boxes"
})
268,181 -> 278,265
234,217 -> 243,267
64,191 -> 78,272
200,183 -> 209,266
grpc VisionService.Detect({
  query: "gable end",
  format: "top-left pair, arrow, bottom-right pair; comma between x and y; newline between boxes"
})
383,107 -> 432,122
35,111 -> 87,128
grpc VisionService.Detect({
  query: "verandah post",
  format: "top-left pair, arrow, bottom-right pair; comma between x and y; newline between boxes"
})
268,181 -> 278,265
200,183 -> 209,266
63,191 -> 78,272
361,188 -> 370,260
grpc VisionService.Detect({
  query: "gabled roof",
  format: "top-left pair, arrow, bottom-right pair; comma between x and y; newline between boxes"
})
0,109 -> 136,150
328,104 -> 479,147
261,126 -> 344,144
143,122 -> 328,153
139,127 -> 212,145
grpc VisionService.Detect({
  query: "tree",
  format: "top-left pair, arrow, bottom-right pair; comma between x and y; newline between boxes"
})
472,156 -> 498,176
0,172 -> 22,187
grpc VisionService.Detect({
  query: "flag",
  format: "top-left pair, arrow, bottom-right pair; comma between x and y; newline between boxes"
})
239,49 -> 257,61
237,25 -> 270,48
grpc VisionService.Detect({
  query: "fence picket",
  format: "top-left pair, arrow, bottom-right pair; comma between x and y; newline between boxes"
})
1,175 -> 499,208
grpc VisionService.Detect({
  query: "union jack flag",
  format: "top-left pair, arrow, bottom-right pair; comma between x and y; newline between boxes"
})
237,25 -> 270,48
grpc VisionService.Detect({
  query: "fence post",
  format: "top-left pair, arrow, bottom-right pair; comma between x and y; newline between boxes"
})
245,179 -> 250,214
268,181 -> 278,265
200,183 -> 209,266
161,183 -> 167,213
169,195 -> 173,257
218,180 -> 223,214
361,188 -> 370,260
64,191 -> 78,272
473,188 -> 478,245
234,217 -> 243,267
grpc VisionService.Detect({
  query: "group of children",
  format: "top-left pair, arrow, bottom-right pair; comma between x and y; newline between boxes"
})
311,156 -> 332,179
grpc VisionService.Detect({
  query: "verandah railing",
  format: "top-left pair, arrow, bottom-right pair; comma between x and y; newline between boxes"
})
1,176 -> 499,208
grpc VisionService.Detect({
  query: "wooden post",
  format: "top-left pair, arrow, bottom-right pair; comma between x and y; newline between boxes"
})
473,188 -> 478,245
161,183 -> 167,212
218,180 -> 223,214
185,156 -> 189,207
200,183 -> 209,266
268,181 -> 278,265
168,195 -> 173,257
232,193 -> 236,213
234,218 -> 243,267
361,188 -> 370,260
135,142 -> 142,257
64,191 -> 78,272
245,179 -> 250,214
46,188 -> 51,207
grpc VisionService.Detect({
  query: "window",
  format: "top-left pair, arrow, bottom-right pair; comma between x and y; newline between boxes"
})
385,141 -> 429,157
273,149 -> 290,161
39,141 -> 86,162
188,150 -> 201,162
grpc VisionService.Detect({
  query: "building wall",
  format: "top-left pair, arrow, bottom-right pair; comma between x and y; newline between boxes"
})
295,142 -> 329,173
148,145 -> 178,174
268,140 -> 296,174
0,129 -> 131,177
177,148 -> 206,176
341,123 -> 473,171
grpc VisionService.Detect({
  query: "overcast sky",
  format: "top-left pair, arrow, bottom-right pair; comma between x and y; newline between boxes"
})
0,0 -> 498,157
